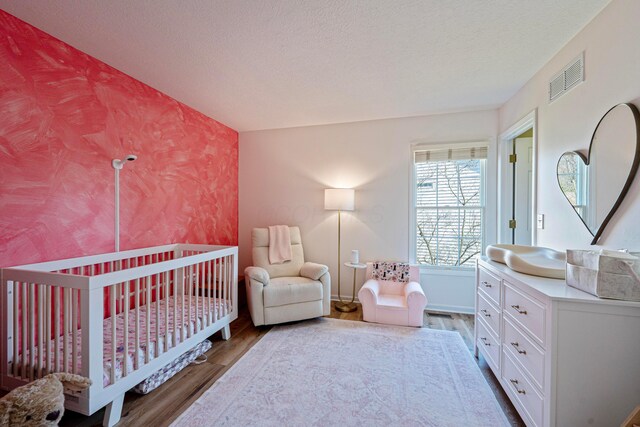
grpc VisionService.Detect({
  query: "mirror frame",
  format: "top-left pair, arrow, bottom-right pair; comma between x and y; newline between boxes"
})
556,102 -> 640,245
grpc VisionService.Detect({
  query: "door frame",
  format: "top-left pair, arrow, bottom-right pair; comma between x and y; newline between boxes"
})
498,109 -> 538,245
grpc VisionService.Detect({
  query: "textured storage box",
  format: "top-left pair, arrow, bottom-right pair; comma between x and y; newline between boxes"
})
133,339 -> 212,394
566,250 -> 640,301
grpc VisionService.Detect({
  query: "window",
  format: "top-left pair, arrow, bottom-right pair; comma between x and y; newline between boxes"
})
412,145 -> 487,269
556,154 -> 588,218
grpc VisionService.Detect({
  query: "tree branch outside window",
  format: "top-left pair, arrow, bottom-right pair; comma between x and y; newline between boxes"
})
415,159 -> 484,268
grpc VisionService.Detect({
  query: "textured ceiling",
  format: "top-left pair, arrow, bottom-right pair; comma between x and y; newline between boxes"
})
0,0 -> 611,131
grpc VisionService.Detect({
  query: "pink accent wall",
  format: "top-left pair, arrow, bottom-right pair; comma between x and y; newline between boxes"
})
0,11 -> 238,267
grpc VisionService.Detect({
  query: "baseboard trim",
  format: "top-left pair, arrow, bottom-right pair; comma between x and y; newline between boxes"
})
330,296 -> 473,315
425,304 -> 474,315
331,295 -> 360,304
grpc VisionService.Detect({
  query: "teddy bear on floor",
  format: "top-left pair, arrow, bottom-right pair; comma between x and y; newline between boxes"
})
0,373 -> 91,426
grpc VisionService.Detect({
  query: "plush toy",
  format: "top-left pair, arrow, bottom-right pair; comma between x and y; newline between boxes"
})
0,373 -> 91,426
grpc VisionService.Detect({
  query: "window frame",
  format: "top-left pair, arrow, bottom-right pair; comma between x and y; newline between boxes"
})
409,141 -> 488,272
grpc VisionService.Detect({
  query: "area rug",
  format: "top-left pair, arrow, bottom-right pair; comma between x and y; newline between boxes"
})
172,318 -> 509,426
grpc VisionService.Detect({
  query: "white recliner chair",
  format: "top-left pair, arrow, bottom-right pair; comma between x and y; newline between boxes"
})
358,262 -> 427,327
244,226 -> 331,326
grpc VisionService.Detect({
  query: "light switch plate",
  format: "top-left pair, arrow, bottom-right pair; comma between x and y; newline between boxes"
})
537,214 -> 545,229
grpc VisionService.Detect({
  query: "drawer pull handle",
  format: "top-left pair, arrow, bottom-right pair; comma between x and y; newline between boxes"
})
480,309 -> 491,317
510,304 -> 527,315
510,342 -> 527,354
481,281 -> 492,288
480,337 -> 491,346
509,378 -> 527,394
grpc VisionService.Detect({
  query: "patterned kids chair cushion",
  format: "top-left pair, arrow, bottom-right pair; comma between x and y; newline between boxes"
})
371,262 -> 411,283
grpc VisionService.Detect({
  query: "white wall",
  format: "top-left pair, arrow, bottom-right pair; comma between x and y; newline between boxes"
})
500,0 -> 640,251
240,110 -> 498,313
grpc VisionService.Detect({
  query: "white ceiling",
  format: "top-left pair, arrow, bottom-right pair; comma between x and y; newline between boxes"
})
0,0 -> 611,131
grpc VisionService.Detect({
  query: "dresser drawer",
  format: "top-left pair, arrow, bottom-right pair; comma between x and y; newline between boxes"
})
476,317 -> 500,372
503,316 -> 545,391
503,282 -> 546,347
478,267 -> 501,306
502,349 -> 544,427
477,292 -> 500,336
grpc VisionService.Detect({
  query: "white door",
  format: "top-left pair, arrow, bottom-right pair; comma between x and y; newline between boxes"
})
514,137 -> 533,245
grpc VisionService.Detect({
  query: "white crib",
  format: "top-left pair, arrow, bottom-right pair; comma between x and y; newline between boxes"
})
0,244 -> 238,426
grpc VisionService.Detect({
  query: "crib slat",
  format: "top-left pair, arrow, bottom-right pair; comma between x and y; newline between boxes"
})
28,284 -> 35,381
187,264 -> 192,339
203,260 -> 213,326
171,270 -> 178,347
38,284 -> 44,377
110,284 -> 116,385
229,255 -> 234,315
202,261 -> 206,328
65,290 -> 74,372
220,258 -> 224,320
226,256 -> 230,316
54,287 -> 60,373
221,257 -> 225,317
155,271 -> 161,357
12,281 -> 19,377
67,288 -> 72,372
219,258 -> 223,318
173,268 -> 178,348
201,262 -> 206,329
204,260 -> 212,326
181,265 -> 185,343
63,288 -> 70,373
230,255 -> 234,314
21,282 -> 27,379
124,280 -> 129,377
164,271 -> 169,352
135,267 -> 140,371
45,286 -> 51,374
206,260 -> 212,326
227,255 -> 231,315
146,275 -> 151,364
195,262 -> 199,333
222,257 -> 225,316
224,256 -> 229,317
213,259 -> 218,323
72,289 -> 78,375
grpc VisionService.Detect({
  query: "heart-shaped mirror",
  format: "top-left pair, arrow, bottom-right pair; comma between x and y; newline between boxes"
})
557,103 -> 640,244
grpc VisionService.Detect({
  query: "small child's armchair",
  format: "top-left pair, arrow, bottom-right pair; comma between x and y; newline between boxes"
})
358,262 -> 427,327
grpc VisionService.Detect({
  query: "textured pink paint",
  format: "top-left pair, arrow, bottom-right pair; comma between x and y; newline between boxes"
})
0,11 -> 238,267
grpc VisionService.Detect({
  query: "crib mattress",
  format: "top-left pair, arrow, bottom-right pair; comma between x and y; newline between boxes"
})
17,297 -> 229,387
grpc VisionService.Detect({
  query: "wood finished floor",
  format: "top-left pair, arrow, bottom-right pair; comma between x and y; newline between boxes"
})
61,303 -> 524,426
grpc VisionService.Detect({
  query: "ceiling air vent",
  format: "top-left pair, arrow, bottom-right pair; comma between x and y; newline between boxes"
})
549,52 -> 584,102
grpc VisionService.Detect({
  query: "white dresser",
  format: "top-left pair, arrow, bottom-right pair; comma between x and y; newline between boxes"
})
475,257 -> 640,427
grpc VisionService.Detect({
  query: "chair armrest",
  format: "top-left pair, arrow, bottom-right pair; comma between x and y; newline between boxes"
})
244,266 -> 270,286
245,270 -> 267,327
358,279 -> 380,303
404,281 -> 427,307
300,262 -> 329,281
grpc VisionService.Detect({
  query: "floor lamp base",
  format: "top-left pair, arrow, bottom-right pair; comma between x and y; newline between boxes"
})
335,301 -> 357,312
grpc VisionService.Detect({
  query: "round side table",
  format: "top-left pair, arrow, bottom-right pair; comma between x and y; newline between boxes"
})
336,262 -> 367,312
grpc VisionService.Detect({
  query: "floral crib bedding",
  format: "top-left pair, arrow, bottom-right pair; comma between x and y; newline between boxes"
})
17,297 -> 229,387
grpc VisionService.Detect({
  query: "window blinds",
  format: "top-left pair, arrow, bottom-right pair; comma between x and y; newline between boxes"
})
414,145 -> 488,163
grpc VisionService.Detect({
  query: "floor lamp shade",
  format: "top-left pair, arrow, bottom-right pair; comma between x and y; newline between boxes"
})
324,189 -> 355,211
